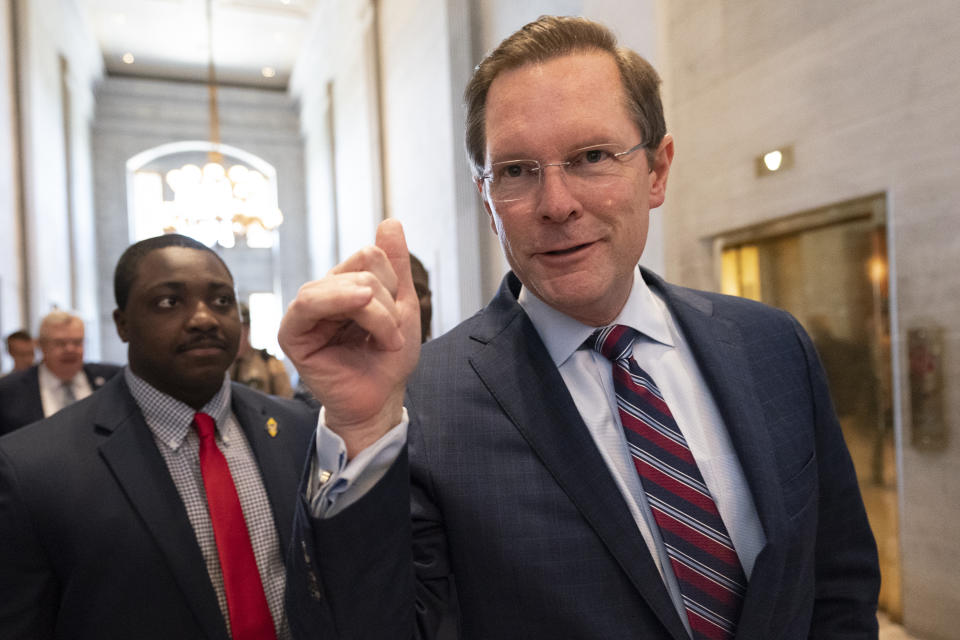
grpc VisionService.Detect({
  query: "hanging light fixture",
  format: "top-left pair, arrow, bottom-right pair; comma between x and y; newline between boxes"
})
161,0 -> 283,249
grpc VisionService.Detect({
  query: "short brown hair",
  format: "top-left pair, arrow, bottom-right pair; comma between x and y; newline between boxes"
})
5,330 -> 32,348
464,15 -> 666,177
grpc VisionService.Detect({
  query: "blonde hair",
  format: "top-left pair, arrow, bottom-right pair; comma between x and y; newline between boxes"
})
38,310 -> 83,341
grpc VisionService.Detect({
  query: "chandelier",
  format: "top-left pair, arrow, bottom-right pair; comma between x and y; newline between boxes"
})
160,0 -> 282,249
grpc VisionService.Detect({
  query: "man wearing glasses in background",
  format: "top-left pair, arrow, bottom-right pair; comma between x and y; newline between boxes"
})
280,16 -> 880,640
0,310 -> 120,435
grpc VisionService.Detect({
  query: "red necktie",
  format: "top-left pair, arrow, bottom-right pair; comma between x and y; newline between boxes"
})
193,412 -> 277,640
588,326 -> 746,640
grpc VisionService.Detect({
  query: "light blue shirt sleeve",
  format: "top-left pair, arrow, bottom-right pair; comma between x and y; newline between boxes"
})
307,406 -> 408,518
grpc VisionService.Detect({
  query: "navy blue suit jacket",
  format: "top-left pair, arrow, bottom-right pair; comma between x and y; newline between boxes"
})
288,270 -> 879,639
0,362 -> 121,436
0,375 -> 317,640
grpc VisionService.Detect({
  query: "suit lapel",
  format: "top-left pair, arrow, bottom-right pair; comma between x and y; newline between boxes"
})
83,364 -> 107,390
231,385 -> 302,553
468,275 -> 690,640
650,273 -> 788,638
24,367 -> 44,423
95,378 -> 229,640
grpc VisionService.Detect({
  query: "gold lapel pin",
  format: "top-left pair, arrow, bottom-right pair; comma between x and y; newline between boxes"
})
265,417 -> 278,438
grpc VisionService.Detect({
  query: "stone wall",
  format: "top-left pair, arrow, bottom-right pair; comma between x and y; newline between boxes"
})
660,1 -> 960,636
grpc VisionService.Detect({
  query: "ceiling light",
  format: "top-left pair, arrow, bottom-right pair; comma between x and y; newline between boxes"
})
161,0 -> 284,249
763,150 -> 782,172
867,255 -> 888,285
755,145 -> 794,177
261,66 -> 276,78
121,52 -> 135,64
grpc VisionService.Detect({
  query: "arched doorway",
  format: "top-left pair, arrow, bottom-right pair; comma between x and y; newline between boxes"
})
125,141 -> 285,358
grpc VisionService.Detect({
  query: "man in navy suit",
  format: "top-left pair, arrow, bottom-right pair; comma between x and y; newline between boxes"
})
0,234 -> 316,639
280,16 -> 879,640
0,311 -> 120,435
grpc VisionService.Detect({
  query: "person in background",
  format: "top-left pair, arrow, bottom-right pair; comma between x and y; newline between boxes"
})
409,253 -> 433,343
0,311 -> 120,435
280,15 -> 879,640
0,233 -> 317,640
229,303 -> 294,398
3,330 -> 36,374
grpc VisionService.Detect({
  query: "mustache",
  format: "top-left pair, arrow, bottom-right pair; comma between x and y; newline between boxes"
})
176,335 -> 229,352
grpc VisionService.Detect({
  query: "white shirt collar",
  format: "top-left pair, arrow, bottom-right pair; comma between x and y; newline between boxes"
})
38,361 -> 86,389
517,265 -> 674,368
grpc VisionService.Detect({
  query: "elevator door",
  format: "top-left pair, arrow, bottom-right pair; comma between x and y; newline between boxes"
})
720,195 -> 900,620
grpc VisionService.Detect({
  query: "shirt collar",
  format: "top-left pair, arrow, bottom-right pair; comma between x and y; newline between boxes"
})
124,367 -> 232,450
38,362 -> 85,389
518,265 -> 675,368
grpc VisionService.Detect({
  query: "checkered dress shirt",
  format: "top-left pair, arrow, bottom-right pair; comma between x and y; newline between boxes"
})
125,369 -> 290,640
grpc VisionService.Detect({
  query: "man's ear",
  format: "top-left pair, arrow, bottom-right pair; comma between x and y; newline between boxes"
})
648,133 -> 675,209
476,178 -> 499,235
113,308 -> 129,343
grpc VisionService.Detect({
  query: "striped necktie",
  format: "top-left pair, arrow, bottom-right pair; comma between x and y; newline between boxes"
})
588,325 -> 746,640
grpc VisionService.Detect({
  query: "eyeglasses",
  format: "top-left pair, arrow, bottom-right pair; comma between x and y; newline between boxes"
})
480,142 -> 647,205
43,338 -> 84,350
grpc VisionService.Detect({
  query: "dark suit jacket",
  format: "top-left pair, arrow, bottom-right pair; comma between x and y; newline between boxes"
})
287,269 -> 880,639
0,362 -> 121,435
0,375 -> 317,640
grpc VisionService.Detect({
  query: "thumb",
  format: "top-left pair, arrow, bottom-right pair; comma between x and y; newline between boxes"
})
376,219 -> 414,302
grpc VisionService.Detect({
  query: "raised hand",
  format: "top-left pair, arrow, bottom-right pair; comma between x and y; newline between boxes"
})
279,219 -> 421,458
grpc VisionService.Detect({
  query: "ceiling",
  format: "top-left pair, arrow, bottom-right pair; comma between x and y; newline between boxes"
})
76,0 -> 320,89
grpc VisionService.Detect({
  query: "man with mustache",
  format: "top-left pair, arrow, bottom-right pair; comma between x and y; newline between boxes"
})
0,234 -> 316,640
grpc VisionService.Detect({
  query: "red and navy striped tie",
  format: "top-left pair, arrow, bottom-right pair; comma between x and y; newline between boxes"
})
588,325 -> 746,640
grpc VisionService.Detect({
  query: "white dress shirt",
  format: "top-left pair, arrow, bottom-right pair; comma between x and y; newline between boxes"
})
39,363 -> 93,417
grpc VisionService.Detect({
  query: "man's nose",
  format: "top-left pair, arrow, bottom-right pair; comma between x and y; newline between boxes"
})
187,302 -> 219,330
535,164 -> 580,223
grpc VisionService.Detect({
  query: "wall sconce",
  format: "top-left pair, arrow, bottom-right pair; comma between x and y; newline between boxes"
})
755,145 -> 794,177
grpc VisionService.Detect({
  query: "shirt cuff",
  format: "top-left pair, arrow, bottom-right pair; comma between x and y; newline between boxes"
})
307,406 -> 408,518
